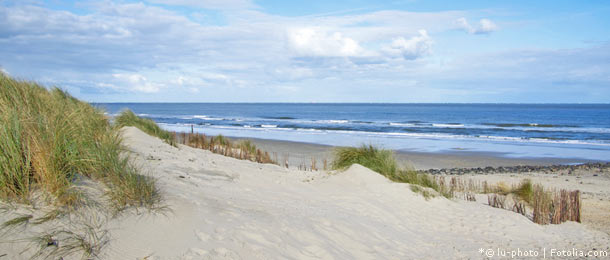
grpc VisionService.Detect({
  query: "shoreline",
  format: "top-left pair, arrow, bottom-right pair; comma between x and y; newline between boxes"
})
227,135 -> 605,170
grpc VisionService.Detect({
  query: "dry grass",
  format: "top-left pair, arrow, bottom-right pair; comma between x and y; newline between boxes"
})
1,214 -> 33,231
487,194 -> 507,209
532,186 -> 581,225
0,73 -> 159,210
172,132 -> 278,165
329,144 -> 581,225
115,109 -> 175,146
29,214 -> 109,259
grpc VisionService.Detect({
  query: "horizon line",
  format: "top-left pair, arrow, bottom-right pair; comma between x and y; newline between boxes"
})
92,102 -> 610,105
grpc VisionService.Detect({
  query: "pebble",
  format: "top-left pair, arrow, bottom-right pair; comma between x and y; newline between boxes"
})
418,162 -> 610,175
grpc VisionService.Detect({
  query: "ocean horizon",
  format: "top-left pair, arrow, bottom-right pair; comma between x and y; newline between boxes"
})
96,103 -> 610,161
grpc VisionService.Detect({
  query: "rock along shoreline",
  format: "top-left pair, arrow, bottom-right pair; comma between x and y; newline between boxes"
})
418,162 -> 610,175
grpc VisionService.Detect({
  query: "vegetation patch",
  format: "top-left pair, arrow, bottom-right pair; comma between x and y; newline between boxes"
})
115,109 -> 176,146
0,73 -> 159,210
331,144 -> 581,225
331,145 -> 452,198
173,132 -> 278,165
332,145 -> 397,178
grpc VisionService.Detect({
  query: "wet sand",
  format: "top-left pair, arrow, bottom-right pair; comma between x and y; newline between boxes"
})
230,136 -> 595,170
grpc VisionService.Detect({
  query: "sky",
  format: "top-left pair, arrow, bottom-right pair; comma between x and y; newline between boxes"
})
1,0 -> 609,103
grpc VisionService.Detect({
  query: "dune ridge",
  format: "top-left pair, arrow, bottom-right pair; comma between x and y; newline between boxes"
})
97,126 -> 609,259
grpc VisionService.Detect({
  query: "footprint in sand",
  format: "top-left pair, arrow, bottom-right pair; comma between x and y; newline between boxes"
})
212,247 -> 239,258
186,247 -> 209,256
213,227 -> 227,240
195,230 -> 210,242
302,245 -> 332,259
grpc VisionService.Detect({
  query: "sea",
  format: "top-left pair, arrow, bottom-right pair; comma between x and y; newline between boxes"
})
96,103 -> 610,161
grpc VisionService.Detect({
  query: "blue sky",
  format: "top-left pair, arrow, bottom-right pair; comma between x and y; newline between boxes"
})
1,0 -> 609,103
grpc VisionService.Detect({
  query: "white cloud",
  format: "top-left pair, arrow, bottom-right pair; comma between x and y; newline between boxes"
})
383,30 -> 433,60
477,19 -> 498,34
287,28 -> 364,57
146,0 -> 255,10
455,17 -> 498,34
112,73 -> 161,93
4,2 -> 606,102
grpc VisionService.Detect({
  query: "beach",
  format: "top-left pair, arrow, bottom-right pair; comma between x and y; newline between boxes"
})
99,128 -> 610,258
3,0 -> 610,258
230,136 -> 592,170
4,126 -> 608,259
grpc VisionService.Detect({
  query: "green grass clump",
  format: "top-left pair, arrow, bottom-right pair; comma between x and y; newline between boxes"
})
114,109 -> 175,146
331,144 -> 452,198
0,73 -> 159,209
332,145 -> 398,177
512,179 -> 534,203
239,140 -> 257,155
213,134 -> 229,146
485,179 -> 534,204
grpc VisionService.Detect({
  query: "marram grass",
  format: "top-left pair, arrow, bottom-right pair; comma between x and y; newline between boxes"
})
332,145 -> 398,177
331,145 -> 451,198
115,109 -> 175,146
0,73 -> 159,210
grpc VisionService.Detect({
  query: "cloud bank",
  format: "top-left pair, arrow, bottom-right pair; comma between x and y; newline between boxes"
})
0,1 -> 607,103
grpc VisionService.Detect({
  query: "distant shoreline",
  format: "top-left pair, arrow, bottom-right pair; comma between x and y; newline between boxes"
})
227,135 -> 603,170
97,103 -> 610,161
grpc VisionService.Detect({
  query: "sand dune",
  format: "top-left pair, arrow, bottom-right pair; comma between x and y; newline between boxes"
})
1,127 -> 608,259
97,127 -> 609,259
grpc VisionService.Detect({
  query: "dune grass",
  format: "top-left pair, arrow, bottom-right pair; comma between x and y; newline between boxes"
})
114,109 -> 175,146
331,145 -> 581,224
499,179 -> 533,204
332,145 -> 398,177
173,132 -> 278,164
0,73 -> 159,210
331,145 -> 452,198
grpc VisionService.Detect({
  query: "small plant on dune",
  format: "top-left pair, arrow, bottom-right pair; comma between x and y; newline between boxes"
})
240,140 -> 257,154
29,215 -> 109,259
331,145 -> 454,198
332,145 -> 398,177
214,134 -> 229,146
512,179 -> 533,204
115,109 -> 175,146
1,214 -> 33,231
410,185 -> 434,200
171,131 -> 279,165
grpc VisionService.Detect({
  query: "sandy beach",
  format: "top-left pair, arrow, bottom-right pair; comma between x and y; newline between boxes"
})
4,127 -> 608,259
232,136 -> 592,170
3,0 -> 610,258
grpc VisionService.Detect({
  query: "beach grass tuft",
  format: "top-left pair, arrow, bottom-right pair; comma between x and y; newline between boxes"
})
0,73 -> 159,210
331,145 -> 454,198
330,144 -> 583,223
332,145 -> 398,177
172,131 -> 279,165
1,214 -> 33,230
115,109 -> 176,146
